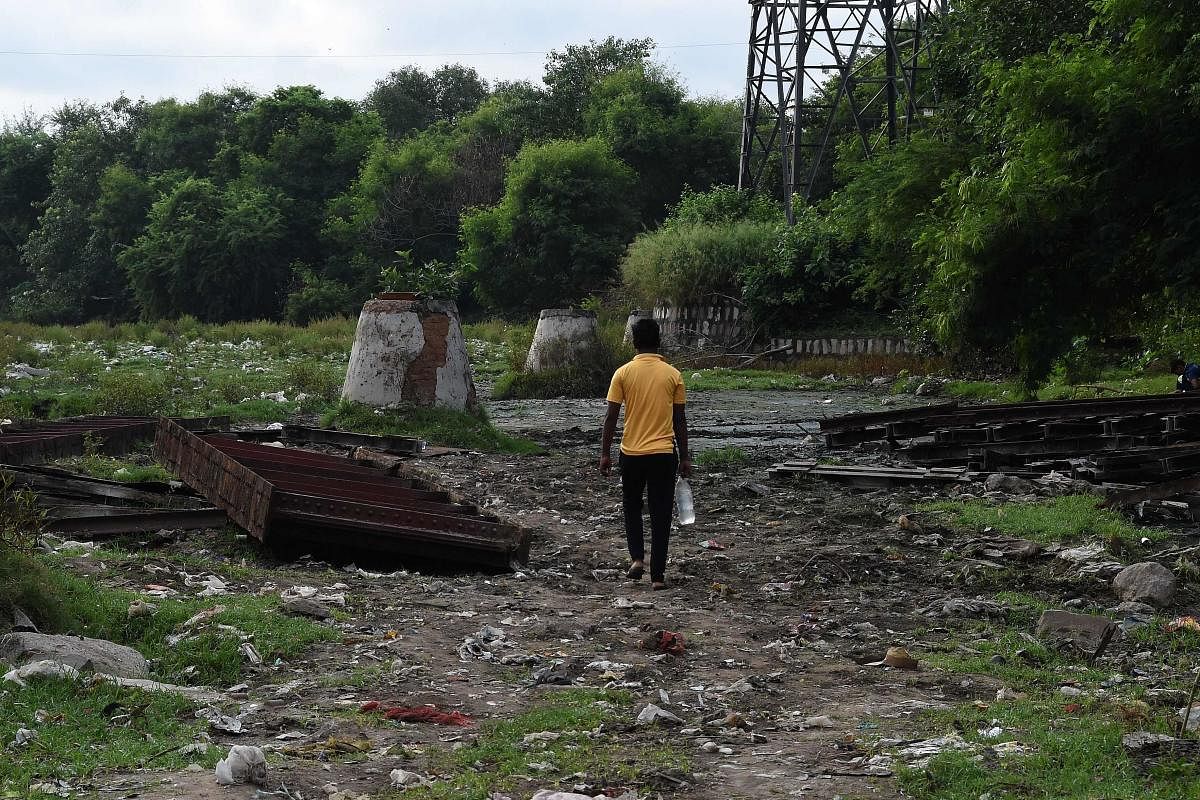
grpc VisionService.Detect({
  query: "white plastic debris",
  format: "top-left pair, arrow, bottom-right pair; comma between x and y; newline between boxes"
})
214,745 -> 267,785
12,728 -> 37,747
3,659 -> 80,687
389,768 -> 431,788
636,703 -> 683,726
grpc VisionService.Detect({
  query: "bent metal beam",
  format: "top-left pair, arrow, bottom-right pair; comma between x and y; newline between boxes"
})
154,419 -> 528,570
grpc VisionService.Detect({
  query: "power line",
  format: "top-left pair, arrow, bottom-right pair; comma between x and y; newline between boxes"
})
0,42 -> 743,60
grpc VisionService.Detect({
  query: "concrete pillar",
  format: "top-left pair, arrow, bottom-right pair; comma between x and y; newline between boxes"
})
525,308 -> 600,372
624,309 -> 651,344
342,293 -> 478,412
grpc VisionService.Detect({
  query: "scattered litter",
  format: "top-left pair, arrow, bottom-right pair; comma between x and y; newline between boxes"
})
803,715 -> 835,729
866,646 -> 919,670
1167,616 -> 1200,633
640,630 -> 685,656
197,707 -> 244,735
636,703 -> 683,726
240,643 -> 262,665
214,745 -> 267,786
3,659 -> 80,687
281,585 -> 347,607
11,728 -> 37,747
458,625 -> 510,661
389,768 -> 432,789
361,701 -> 473,727
698,539 -> 726,551
127,600 -> 157,618
612,597 -> 654,609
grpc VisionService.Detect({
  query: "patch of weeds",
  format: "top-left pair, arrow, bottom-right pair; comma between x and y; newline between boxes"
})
493,366 -> 609,400
685,368 -> 821,392
396,689 -> 687,800
919,495 -> 1164,545
94,371 -> 171,417
67,438 -> 172,483
286,358 -> 344,404
943,380 -> 1027,402
34,559 -> 337,685
322,400 -> 539,454
694,446 -> 748,468
898,696 -> 1197,800
206,398 -> 297,423
922,626 -> 1104,692
0,677 -> 215,795
317,663 -> 391,689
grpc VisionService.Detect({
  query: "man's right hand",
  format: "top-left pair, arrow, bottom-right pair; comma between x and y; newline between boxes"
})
600,454 -> 612,476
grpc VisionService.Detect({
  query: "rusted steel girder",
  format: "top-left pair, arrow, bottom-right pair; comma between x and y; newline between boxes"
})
0,416 -> 229,465
155,419 -> 529,570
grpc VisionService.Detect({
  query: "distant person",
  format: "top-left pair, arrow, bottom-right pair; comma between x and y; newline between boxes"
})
600,319 -> 691,590
1172,358 -> 1200,392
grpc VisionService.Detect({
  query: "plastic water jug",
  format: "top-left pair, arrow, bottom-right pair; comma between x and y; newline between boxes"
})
675,478 -> 695,525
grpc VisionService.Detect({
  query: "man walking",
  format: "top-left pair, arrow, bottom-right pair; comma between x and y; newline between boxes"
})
600,319 -> 691,590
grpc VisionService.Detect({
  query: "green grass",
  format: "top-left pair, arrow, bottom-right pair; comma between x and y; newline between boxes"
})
898,696 -> 1198,800
492,366 -> 609,399
686,368 -> 826,392
941,371 -> 1179,404
393,689 -> 688,800
0,677 -> 217,796
920,495 -> 1164,545
4,548 -> 336,686
694,446 -> 749,468
322,400 -> 539,454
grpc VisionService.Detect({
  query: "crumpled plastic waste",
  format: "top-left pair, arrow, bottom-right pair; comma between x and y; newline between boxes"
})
360,700 -> 473,727
640,630 -> 685,656
3,659 -> 80,687
457,625 -> 510,661
390,768 -> 432,788
214,745 -> 267,785
636,703 -> 683,726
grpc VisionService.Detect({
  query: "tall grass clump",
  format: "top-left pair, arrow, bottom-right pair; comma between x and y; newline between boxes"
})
622,221 -> 777,309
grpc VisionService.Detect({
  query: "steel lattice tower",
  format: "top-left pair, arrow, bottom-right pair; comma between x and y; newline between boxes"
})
738,0 -> 948,223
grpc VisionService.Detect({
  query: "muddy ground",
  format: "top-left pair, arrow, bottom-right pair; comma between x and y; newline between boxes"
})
68,391 -> 1196,799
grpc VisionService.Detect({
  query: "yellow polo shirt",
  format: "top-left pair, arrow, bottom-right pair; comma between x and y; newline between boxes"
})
607,353 -> 685,455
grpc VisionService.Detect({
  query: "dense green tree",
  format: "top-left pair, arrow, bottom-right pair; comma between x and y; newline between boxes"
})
15,99 -> 147,322
584,66 -> 738,223
365,65 -> 489,140
543,37 -> 655,136
120,177 -> 288,321
460,138 -> 637,314
0,121 -> 55,310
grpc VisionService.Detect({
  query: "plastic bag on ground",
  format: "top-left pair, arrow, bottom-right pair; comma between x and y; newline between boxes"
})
214,745 -> 267,785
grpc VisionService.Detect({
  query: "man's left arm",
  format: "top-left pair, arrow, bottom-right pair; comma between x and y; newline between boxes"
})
673,403 -> 691,477
600,401 -> 621,475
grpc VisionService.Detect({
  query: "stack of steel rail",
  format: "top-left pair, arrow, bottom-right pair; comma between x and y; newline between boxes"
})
0,415 -> 227,465
791,393 -> 1200,506
154,419 -> 528,570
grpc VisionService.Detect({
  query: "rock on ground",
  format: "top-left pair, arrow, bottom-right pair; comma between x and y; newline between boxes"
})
1112,562 -> 1177,608
0,632 -> 148,678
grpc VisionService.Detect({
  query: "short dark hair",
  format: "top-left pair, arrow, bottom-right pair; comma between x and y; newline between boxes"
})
631,318 -> 661,351
1172,358 -> 1187,373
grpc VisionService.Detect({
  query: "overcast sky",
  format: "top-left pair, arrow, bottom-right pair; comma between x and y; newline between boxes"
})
0,1 -> 753,121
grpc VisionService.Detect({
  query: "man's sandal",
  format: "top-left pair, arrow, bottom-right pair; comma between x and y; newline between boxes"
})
627,562 -> 645,579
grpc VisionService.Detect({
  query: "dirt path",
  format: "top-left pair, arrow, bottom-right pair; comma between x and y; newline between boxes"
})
77,390 -> 1130,799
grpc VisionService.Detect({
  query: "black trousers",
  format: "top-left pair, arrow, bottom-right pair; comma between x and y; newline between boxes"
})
619,452 -> 678,582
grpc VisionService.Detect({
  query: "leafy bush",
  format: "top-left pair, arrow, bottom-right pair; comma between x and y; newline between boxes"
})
286,359 -> 343,403
739,208 -> 856,332
622,221 -> 777,308
94,371 -> 170,416
284,268 -> 357,325
461,137 -> 638,314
